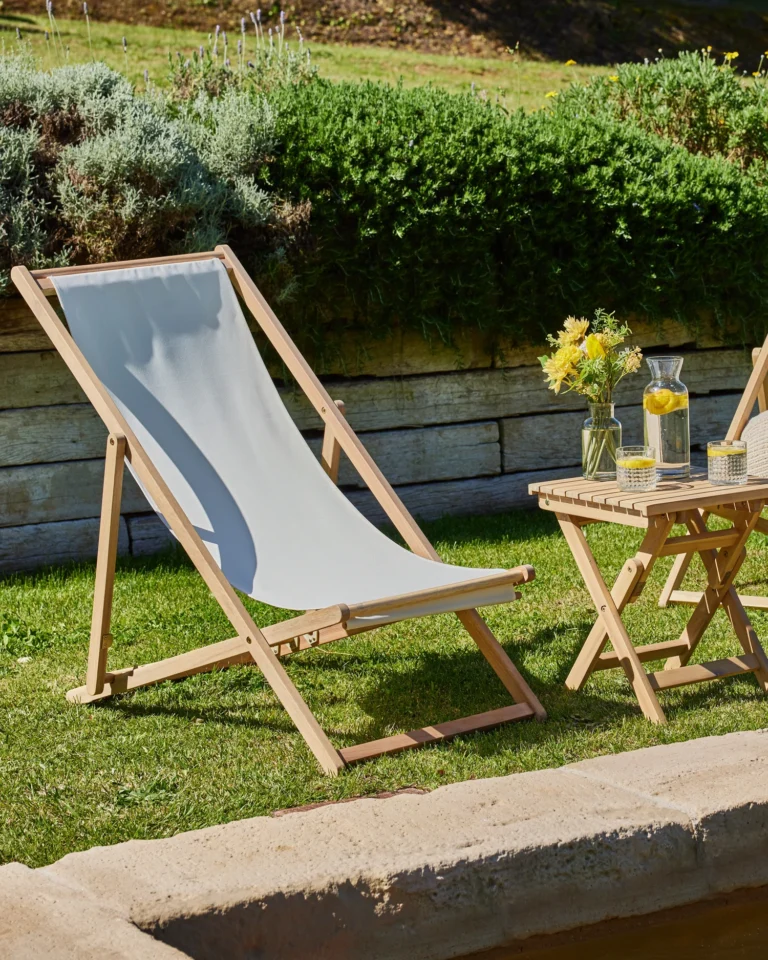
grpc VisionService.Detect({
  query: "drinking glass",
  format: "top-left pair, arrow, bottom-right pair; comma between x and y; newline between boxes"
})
616,446 -> 657,492
707,441 -> 748,486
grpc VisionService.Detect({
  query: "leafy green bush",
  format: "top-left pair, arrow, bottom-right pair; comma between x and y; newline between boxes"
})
0,54 -> 296,294
555,51 -> 768,173
268,79 -> 768,344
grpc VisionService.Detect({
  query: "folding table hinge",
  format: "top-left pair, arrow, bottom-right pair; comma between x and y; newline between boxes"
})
303,630 -> 320,647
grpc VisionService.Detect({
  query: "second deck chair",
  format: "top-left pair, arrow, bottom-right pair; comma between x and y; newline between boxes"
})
660,333 -> 768,612
12,248 -> 545,775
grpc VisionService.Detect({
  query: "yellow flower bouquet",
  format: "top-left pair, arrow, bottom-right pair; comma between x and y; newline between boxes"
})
539,310 -> 643,480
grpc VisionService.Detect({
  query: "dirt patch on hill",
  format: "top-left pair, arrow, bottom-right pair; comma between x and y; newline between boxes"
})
3,0 -> 768,64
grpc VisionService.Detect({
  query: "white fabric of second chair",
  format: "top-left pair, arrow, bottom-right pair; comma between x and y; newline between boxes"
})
742,411 -> 768,480
53,258 -> 517,615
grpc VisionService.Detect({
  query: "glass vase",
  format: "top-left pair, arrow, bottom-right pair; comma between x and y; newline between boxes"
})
643,356 -> 690,479
582,402 -> 622,481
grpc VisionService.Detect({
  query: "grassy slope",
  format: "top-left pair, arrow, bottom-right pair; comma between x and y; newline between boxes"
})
2,509 -> 768,868
0,14 -> 608,109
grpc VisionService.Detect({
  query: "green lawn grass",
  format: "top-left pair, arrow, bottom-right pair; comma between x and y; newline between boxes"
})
2,508 -> 768,868
0,12 -> 609,110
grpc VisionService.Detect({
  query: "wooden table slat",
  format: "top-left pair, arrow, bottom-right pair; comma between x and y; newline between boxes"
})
531,473 -> 768,518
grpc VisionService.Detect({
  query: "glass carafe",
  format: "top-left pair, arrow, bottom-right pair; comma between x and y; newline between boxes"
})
582,402 -> 622,481
643,356 -> 690,479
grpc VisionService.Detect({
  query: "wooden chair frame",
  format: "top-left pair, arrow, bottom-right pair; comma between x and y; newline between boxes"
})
12,247 -> 545,776
660,335 -> 768,611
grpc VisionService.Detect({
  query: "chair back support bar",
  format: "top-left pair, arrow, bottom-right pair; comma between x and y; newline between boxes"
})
727,333 -> 768,442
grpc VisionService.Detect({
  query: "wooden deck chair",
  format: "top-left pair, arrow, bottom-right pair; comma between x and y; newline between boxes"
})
660,333 -> 768,612
12,248 -> 545,775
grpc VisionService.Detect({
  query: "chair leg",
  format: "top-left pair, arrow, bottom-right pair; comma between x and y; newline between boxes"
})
86,433 -> 126,696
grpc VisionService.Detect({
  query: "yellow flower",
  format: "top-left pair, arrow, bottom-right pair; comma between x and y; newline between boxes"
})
545,91 -> 558,98
558,316 -> 590,344
543,345 -> 581,393
706,45 -> 712,52
753,71 -> 761,77
609,75 -> 619,82
556,344 -> 582,368
565,59 -> 577,66
725,51 -> 739,61
584,333 -> 606,360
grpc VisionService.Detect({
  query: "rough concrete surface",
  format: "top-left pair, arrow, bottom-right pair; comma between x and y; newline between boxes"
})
0,863 -> 187,959
2,730 -> 768,959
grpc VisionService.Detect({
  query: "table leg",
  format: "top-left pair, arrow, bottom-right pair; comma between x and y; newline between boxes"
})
666,507 -> 761,671
557,514 -> 667,724
659,511 -> 708,608
667,508 -> 768,692
566,517 -> 674,692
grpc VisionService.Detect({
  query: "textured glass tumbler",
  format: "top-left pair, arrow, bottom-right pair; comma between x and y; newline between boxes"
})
708,441 -> 748,486
616,446 -> 657,492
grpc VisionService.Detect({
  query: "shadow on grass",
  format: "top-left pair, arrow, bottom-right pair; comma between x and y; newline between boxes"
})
295,636 -> 636,747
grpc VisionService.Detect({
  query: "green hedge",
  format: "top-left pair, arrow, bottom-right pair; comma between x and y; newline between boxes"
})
268,78 -> 768,344
5,52 -> 768,347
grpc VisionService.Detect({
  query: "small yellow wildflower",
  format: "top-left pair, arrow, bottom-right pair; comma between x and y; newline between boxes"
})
559,316 -> 590,345
545,91 -> 558,98
754,71 -> 761,77
706,45 -> 712,53
565,59 -> 577,66
623,347 -> 642,374
609,75 -> 619,82
584,334 -> 607,360
725,51 -> 739,61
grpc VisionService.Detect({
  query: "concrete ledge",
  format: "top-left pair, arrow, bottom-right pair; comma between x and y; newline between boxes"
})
2,730 -> 768,959
0,863 -> 187,960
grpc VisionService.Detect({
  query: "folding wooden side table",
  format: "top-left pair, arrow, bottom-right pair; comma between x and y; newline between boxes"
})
529,473 -> 768,722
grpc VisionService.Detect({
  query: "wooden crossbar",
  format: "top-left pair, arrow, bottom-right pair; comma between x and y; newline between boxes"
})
13,249 -> 545,774
337,703 -> 534,764
658,528 -> 741,557
593,639 -> 691,671
667,590 -> 768,610
648,655 -> 759,691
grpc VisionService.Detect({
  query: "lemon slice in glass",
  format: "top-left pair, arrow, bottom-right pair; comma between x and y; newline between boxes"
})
617,457 -> 655,469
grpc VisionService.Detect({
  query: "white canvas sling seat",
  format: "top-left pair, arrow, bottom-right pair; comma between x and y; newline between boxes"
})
12,248 -> 545,775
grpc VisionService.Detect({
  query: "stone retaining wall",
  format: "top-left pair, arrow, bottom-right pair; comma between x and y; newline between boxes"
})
0,296 -> 753,571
